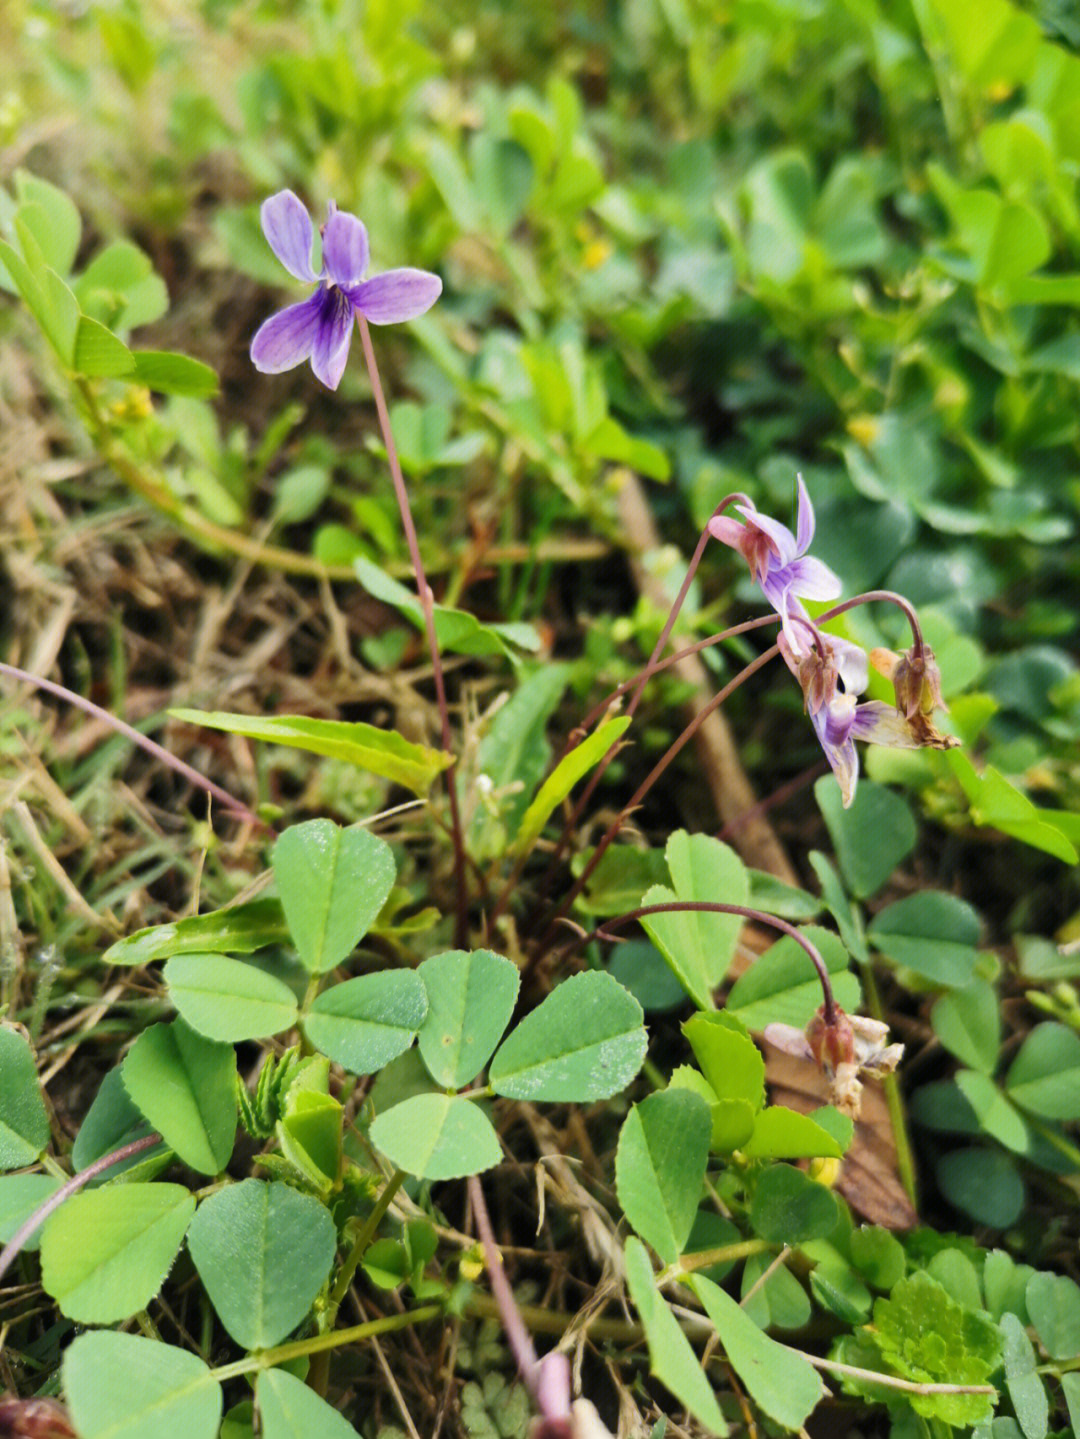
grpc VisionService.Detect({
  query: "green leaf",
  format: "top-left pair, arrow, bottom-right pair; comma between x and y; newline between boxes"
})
849,1226 -> 905,1291
948,752 -> 1078,864
257,1367 -> 362,1439
37,265 -> 80,363
72,1066 -> 166,1180
746,869 -> 822,921
14,173 -> 81,273
1025,1271 -> 1080,1360
932,982 -> 1001,1072
624,1236 -> 727,1435
353,556 -> 541,658
164,954 -> 299,1042
683,1014 -> 764,1108
470,664 -> 571,859
0,1026 -> 50,1169
132,350 -> 220,397
369,1093 -> 502,1180
0,1173 -> 62,1250
808,851 -> 868,963
489,970 -> 647,1102
512,717 -> 630,856
668,1067 -> 756,1152
867,891 -> 980,987
983,1248 -> 1033,1323
808,1250 -> 873,1324
103,898 -> 290,966
815,777 -> 916,898
691,1274 -> 825,1431
615,1089 -> 712,1264
750,1164 -> 839,1244
302,970 -> 428,1075
186,1180 -> 337,1350
1005,1023 -> 1080,1119
169,709 -> 452,797
64,1332 -> 221,1439
639,832 -> 749,999
862,1272 -> 1001,1426
742,1107 -> 844,1161
121,1020 -> 236,1175
954,1071 -> 1029,1153
1001,1312 -> 1048,1439
417,948 -> 520,1089
72,316 -> 136,377
40,1183 -> 194,1323
937,1146 -> 1024,1227
726,927 -> 860,1030
1061,1372 -> 1080,1435
272,820 -> 396,973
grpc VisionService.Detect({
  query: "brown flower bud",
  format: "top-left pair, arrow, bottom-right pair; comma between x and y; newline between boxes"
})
0,1398 -> 77,1439
805,1004 -> 855,1074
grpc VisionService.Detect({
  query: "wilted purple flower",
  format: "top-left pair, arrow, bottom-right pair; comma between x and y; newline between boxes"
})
780,626 -> 944,807
250,190 -> 442,390
708,476 -> 842,649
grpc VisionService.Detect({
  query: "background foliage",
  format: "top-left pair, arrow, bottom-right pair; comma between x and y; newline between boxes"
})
3,0 -> 1080,1436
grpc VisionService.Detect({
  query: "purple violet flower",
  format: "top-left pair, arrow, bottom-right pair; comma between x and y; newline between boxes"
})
780,624 -> 933,808
250,190 -> 442,390
708,476 -> 842,649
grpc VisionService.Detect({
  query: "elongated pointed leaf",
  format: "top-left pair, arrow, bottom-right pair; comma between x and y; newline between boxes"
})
512,717 -> 631,856
417,948 -> 520,1088
40,1183 -> 194,1323
489,970 -> 647,1102
186,1180 -> 337,1350
121,1020 -> 236,1175
165,954 -> 299,1041
257,1368 -> 362,1439
616,1089 -> 712,1264
370,1092 -> 501,1179
741,1106 -> 844,1160
302,970 -> 427,1074
133,350 -> 219,397
0,1026 -> 50,1169
690,1274 -> 825,1431
624,1236 -> 727,1434
169,709 -> 452,795
103,898 -> 290,966
272,820 -> 396,972
64,1332 -> 221,1439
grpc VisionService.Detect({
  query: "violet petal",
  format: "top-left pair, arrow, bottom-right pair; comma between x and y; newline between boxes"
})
322,209 -> 369,287
795,473 -> 815,553
310,286 -> 355,389
250,292 -> 323,373
348,268 -> 443,324
261,191 -> 317,283
784,554 -> 843,602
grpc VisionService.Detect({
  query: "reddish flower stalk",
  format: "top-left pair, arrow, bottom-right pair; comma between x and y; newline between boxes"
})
532,643 -> 781,954
356,315 -> 469,947
0,662 -> 264,829
585,900 -> 837,1023
0,1133 -> 162,1286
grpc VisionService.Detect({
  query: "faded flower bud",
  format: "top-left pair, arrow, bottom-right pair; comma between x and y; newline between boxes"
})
0,1398 -> 77,1439
770,1005 -> 904,1119
870,644 -> 958,750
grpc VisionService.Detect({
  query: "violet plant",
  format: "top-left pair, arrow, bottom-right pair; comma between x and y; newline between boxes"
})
0,177 -> 1026,1439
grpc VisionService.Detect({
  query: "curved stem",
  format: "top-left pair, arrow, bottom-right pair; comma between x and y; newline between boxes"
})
537,497 -> 755,869
818,590 -> 925,653
487,614 -> 780,937
0,662 -> 264,830
355,315 -> 469,947
467,1174 -> 542,1406
0,1133 -> 162,1284
533,643 -> 781,954
586,901 -> 837,1023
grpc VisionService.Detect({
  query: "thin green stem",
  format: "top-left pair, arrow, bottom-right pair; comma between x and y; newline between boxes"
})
862,962 -> 917,1205
355,315 -> 469,947
330,1169 -> 407,1309
209,1304 -> 444,1383
659,1239 -> 773,1283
